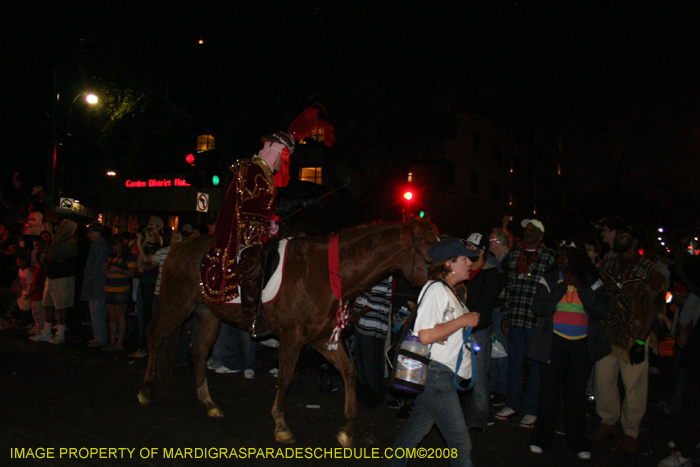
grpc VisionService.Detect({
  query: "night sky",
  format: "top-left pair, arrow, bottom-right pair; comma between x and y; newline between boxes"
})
4,2 -> 700,220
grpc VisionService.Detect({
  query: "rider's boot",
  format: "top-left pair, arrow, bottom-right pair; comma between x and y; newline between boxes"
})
239,244 -> 272,338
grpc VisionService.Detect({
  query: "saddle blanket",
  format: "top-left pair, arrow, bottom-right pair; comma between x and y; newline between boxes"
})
224,238 -> 290,305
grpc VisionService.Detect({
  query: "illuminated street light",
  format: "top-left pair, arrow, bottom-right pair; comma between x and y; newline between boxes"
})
106,171 -> 116,176
658,227 -> 664,233
50,91 -> 100,198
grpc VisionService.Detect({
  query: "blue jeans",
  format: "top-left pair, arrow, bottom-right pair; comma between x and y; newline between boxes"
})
505,325 -> 540,416
88,297 -> 107,344
211,323 -> 257,371
489,307 -> 508,395
468,327 -> 493,430
386,361 -> 474,467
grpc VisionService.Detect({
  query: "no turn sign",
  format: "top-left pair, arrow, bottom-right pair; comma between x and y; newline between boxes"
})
196,192 -> 209,213
60,198 -> 74,210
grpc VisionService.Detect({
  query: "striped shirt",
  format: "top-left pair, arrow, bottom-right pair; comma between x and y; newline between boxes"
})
105,253 -> 136,292
552,287 -> 588,339
354,276 -> 393,338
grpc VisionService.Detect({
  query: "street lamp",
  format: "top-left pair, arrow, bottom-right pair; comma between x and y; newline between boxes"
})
50,91 -> 98,199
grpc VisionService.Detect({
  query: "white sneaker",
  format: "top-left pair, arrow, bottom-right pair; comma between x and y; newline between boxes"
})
495,406 -> 519,420
31,332 -> 53,342
530,445 -> 543,454
658,451 -> 691,467
49,334 -> 65,345
578,451 -> 591,460
206,359 -> 221,370
215,366 -> 241,374
520,414 -> 537,428
244,369 -> 255,379
259,338 -> 279,349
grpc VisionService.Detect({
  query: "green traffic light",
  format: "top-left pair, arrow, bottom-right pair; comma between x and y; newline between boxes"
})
212,175 -> 220,186
419,211 -> 425,218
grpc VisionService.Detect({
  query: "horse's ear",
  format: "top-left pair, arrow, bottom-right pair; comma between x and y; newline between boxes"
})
402,209 -> 414,223
421,212 -> 431,222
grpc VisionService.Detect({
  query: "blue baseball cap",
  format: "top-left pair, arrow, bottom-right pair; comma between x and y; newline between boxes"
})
428,237 -> 481,264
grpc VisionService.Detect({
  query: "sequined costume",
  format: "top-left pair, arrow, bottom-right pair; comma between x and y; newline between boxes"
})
199,157 -> 277,304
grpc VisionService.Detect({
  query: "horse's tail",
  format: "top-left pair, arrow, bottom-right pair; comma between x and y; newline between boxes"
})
147,235 -> 212,390
147,313 -> 184,390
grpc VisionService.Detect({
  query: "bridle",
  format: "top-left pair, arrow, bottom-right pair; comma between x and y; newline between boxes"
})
406,229 -> 438,286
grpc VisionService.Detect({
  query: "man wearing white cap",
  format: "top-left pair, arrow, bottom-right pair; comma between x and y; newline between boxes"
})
495,219 -> 555,428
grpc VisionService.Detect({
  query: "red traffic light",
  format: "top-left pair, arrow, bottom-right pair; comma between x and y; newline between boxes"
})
403,191 -> 413,201
186,153 -> 195,165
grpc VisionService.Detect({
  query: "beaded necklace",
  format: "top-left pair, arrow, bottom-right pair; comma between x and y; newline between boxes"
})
517,242 -> 541,280
611,254 -> 639,289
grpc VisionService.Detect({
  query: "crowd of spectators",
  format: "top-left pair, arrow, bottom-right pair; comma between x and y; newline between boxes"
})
1,182 -> 698,466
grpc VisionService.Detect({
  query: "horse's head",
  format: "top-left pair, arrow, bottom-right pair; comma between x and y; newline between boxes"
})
401,211 -> 440,288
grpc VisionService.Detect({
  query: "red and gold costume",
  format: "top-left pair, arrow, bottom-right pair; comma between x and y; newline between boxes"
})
198,105 -> 335,312
199,157 -> 277,304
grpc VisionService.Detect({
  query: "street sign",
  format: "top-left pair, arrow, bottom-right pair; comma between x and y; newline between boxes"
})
196,192 -> 209,213
59,198 -> 74,210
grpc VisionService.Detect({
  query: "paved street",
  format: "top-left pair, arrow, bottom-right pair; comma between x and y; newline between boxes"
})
1,326 -> 680,466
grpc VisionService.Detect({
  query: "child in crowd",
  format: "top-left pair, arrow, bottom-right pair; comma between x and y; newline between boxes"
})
26,246 -> 47,335
16,254 -> 33,327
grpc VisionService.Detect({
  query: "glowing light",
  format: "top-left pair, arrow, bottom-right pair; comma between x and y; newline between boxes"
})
186,153 -> 195,165
403,191 -> 413,201
212,175 -> 220,186
658,227 -> 664,233
106,171 -> 116,176
86,94 -> 98,104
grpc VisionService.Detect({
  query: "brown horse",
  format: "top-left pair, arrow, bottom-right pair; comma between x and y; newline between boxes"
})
137,213 -> 438,447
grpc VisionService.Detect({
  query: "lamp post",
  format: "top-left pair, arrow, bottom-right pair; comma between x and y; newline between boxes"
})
49,90 -> 98,200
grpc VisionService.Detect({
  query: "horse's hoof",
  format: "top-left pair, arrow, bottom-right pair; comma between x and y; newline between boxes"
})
337,431 -> 353,448
207,407 -> 225,418
275,430 -> 296,444
137,390 -> 151,406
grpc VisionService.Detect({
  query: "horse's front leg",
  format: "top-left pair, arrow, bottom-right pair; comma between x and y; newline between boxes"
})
272,328 -> 305,444
193,304 -> 223,417
310,340 -> 356,448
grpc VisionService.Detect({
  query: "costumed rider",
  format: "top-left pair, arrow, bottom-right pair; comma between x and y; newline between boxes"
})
199,132 -> 294,338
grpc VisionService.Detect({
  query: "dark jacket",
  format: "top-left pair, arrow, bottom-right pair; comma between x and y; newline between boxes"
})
465,259 -> 506,331
527,270 -> 611,363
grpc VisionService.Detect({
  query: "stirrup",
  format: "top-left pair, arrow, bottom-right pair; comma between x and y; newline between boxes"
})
251,317 -> 273,339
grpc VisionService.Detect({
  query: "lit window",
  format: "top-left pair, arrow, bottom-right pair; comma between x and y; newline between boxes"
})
407,172 -> 413,182
557,163 -> 562,176
299,167 -> 322,185
197,135 -> 215,151
310,127 -> 325,143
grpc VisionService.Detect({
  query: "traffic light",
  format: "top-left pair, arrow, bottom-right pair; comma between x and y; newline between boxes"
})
400,186 -> 427,219
186,153 -> 195,166
212,174 -> 220,186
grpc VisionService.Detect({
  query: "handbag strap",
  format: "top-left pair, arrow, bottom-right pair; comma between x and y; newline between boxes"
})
454,328 -> 476,391
396,279 -> 443,342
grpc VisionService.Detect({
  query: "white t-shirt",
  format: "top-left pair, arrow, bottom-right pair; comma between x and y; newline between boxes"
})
413,280 -> 470,372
